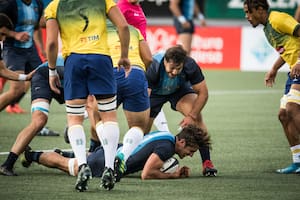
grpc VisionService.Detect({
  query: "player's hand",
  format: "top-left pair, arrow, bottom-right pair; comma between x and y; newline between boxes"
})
118,57 -> 131,77
179,166 -> 190,178
290,64 -> 300,80
179,115 -> 195,128
14,31 -> 30,42
264,69 -> 277,87
49,70 -> 61,94
25,69 -> 36,81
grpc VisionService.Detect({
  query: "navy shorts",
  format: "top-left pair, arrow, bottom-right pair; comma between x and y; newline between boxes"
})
173,18 -> 195,34
31,65 -> 64,104
3,45 -> 41,73
115,66 -> 150,112
150,85 -> 195,118
64,53 -> 116,100
284,72 -> 300,94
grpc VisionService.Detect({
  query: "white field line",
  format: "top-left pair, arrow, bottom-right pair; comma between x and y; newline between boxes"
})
0,89 -> 282,156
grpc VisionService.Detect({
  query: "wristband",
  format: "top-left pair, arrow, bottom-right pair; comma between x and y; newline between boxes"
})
177,15 -> 187,24
49,68 -> 58,76
18,74 -> 27,81
198,13 -> 205,21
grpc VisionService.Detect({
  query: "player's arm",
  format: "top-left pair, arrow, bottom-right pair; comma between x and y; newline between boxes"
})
139,40 -> 152,70
265,56 -> 285,87
141,153 -> 188,180
189,80 -> 208,119
0,60 -> 34,81
107,6 -> 130,71
45,18 -> 61,94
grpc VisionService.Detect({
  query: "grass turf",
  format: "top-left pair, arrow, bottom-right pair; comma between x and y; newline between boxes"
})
0,71 -> 299,200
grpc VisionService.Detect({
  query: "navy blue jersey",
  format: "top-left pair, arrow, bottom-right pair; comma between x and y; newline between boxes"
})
87,131 -> 176,177
0,0 -> 44,48
146,52 -> 205,95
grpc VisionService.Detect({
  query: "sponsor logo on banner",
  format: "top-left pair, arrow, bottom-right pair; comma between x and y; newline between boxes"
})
147,26 -> 241,70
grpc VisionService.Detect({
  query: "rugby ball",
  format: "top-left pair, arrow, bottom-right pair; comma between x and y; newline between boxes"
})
160,157 -> 179,173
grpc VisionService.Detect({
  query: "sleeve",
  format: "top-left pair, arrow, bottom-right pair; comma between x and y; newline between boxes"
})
105,0 -> 117,13
184,57 -> 205,85
270,12 -> 299,35
153,141 -> 175,162
145,59 -> 160,89
44,0 -> 59,20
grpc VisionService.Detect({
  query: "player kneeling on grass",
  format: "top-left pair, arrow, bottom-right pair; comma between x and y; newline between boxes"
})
0,57 -> 64,176
21,125 -> 210,181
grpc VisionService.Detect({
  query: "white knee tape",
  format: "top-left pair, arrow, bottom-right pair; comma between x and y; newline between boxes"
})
31,101 -> 50,115
68,158 -> 76,176
97,96 -> 117,112
66,104 -> 86,115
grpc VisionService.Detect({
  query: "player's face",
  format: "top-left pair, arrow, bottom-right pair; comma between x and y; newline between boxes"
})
177,145 -> 198,159
243,4 -> 260,27
164,59 -> 183,78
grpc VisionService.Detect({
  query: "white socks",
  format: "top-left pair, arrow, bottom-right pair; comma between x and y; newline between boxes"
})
153,110 -> 170,132
68,125 -> 87,167
120,127 -> 144,161
96,121 -> 119,169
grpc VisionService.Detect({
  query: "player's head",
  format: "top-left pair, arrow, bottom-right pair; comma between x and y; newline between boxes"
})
163,45 -> 187,78
175,125 -> 211,159
243,0 -> 270,27
0,13 -> 13,41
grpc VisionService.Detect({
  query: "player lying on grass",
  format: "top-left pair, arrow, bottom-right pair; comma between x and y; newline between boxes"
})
21,125 -> 210,182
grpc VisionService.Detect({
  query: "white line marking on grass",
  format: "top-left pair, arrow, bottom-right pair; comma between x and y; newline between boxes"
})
210,89 -> 282,95
0,148 -> 74,156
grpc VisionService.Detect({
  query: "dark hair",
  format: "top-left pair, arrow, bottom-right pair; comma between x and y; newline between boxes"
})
176,125 -> 211,149
164,45 -> 187,65
0,13 -> 13,30
244,0 -> 270,12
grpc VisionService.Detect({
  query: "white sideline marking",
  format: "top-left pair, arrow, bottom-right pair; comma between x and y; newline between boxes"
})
0,89 -> 282,156
0,148 -> 74,156
210,89 -> 282,95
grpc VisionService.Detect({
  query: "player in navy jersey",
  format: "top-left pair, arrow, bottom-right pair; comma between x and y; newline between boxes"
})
0,57 -> 64,176
145,45 -> 217,176
21,125 -> 210,180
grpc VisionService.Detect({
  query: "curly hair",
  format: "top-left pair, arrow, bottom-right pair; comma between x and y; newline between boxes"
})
0,13 -> 13,30
244,0 -> 270,12
176,125 -> 211,150
164,45 -> 187,65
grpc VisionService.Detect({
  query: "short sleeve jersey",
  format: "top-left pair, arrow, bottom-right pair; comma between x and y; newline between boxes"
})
124,131 -> 176,175
146,52 -> 205,95
179,0 -> 194,20
117,0 -> 147,40
44,0 -> 115,58
264,11 -> 300,69
107,22 -> 146,70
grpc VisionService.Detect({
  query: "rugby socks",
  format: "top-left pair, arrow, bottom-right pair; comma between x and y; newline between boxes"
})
153,110 -> 170,132
199,146 -> 211,163
68,125 -> 87,167
1,152 -> 18,170
121,127 -> 144,161
96,121 -> 119,169
291,144 -> 300,164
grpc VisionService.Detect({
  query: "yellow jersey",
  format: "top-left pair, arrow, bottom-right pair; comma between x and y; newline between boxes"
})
264,11 -> 300,69
107,22 -> 146,71
44,0 -> 116,58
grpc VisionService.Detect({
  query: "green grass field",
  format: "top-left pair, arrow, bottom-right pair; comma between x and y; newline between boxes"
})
0,71 -> 299,200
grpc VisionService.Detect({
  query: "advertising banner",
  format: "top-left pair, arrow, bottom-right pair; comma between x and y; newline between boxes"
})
140,0 -> 299,19
147,26 -> 241,70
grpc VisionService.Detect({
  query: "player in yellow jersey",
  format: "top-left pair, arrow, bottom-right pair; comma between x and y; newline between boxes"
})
243,0 -> 300,174
44,0 -> 130,191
